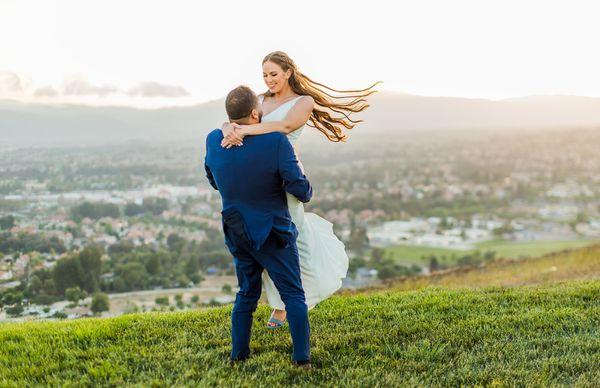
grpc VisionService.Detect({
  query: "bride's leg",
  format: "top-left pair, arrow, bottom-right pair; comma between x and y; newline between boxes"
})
268,308 -> 287,327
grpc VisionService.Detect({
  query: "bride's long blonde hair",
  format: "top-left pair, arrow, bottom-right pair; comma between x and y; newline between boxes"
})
263,51 -> 379,142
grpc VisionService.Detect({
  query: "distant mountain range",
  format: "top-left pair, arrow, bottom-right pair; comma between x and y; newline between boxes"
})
1,92 -> 600,146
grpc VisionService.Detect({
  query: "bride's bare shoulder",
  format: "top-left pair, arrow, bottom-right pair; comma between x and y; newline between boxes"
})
299,95 -> 314,105
295,95 -> 314,111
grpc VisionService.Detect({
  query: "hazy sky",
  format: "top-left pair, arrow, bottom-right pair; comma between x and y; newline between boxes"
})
1,0 -> 599,107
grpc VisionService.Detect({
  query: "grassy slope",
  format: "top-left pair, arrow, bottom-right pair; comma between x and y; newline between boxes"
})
385,239 -> 596,264
0,282 -> 598,386
386,244 -> 600,290
380,243 -> 600,292
0,246 -> 599,386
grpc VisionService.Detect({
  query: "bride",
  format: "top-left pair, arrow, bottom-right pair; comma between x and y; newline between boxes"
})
221,51 -> 378,327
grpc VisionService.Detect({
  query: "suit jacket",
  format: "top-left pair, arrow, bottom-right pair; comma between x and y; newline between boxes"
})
204,129 -> 312,251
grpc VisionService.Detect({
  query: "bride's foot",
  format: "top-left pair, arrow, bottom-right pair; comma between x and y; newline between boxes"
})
267,309 -> 287,329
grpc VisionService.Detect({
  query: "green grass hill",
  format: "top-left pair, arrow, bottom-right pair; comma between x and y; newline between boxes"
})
0,245 -> 599,386
380,243 -> 600,292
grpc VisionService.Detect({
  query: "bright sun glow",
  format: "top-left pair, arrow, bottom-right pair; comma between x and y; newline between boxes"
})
1,0 -> 599,107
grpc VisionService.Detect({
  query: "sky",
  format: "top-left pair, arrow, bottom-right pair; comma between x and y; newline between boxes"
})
1,0 -> 599,107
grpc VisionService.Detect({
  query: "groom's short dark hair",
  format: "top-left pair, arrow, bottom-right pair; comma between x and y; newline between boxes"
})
226,86 -> 258,121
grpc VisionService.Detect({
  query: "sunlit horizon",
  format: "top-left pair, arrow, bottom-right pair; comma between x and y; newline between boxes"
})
1,0 -> 600,107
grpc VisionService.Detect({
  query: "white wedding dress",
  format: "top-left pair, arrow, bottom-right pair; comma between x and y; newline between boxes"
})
260,95 -> 349,309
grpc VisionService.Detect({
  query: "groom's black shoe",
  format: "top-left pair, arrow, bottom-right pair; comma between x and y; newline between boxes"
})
229,356 -> 249,366
293,359 -> 312,369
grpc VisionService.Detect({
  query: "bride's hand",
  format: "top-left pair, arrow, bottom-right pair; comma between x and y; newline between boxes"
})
221,122 -> 245,148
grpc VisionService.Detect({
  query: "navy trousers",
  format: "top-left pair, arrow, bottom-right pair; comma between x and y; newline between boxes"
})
225,225 -> 310,363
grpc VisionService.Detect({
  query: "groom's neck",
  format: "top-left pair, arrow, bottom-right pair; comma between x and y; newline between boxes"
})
230,118 -> 258,125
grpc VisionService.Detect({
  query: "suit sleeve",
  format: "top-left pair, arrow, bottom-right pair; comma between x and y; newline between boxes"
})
204,136 -> 218,190
277,135 -> 312,203
204,162 -> 218,190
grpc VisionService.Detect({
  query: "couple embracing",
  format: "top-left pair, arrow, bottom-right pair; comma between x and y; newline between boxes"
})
204,51 -> 377,367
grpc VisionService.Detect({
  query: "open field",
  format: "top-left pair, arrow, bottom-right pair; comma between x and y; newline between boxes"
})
385,239 -> 597,265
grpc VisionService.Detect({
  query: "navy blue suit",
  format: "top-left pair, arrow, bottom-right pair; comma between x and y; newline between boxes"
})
204,128 -> 313,363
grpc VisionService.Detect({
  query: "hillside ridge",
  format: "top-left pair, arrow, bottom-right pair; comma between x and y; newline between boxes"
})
4,92 -> 600,145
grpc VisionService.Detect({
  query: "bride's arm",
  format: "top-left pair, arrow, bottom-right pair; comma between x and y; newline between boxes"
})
221,96 -> 314,147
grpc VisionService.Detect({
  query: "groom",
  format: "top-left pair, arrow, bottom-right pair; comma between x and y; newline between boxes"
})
204,85 -> 313,366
